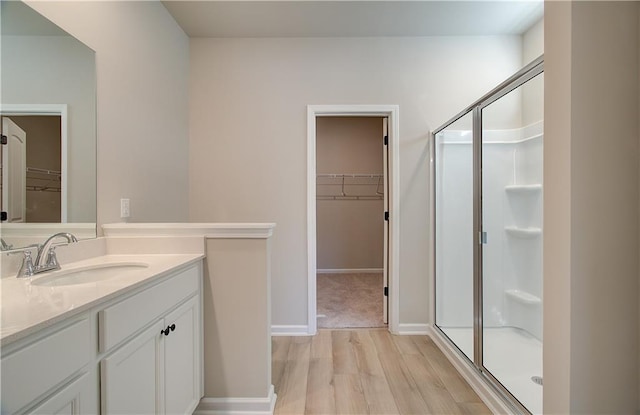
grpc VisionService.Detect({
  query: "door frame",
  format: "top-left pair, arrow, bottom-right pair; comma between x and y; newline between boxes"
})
0,104 -> 68,222
307,104 -> 400,335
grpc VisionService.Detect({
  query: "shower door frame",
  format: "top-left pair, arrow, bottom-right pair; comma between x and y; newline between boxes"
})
431,55 -> 544,414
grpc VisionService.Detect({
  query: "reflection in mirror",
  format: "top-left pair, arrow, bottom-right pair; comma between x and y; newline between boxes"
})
0,0 -> 97,249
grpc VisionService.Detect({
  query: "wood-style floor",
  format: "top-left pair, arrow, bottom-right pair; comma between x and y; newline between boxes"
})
272,329 -> 491,415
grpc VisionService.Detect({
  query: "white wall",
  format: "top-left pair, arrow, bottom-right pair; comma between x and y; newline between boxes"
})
2,35 -> 95,222
523,18 -> 544,66
189,36 -> 523,329
544,1 -> 639,412
522,18 -> 544,127
25,1 -> 190,228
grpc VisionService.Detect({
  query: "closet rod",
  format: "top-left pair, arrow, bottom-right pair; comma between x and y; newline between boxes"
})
316,173 -> 383,178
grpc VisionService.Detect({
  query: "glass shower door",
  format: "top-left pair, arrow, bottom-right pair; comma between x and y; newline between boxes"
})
480,72 -> 544,414
434,111 -> 474,362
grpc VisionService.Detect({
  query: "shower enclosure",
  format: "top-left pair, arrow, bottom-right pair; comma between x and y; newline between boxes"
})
433,57 -> 543,414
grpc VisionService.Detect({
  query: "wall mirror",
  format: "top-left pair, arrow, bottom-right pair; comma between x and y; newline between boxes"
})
1,0 -> 97,249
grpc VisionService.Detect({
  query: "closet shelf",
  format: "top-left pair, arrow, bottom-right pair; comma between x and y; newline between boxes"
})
505,226 -> 542,238
317,174 -> 382,179
25,166 -> 62,192
26,167 -> 61,178
317,195 -> 383,201
317,173 -> 384,200
505,184 -> 542,194
505,289 -> 541,305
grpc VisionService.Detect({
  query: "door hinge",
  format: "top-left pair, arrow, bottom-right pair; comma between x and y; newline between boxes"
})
383,135 -> 388,146
480,231 -> 487,245
384,286 -> 388,297
1,212 -> 7,221
384,211 -> 389,221
1,135 -> 7,145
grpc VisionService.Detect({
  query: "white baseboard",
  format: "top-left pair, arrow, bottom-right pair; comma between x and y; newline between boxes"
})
271,325 -> 311,336
194,385 -> 277,415
317,268 -> 383,274
397,323 -> 430,335
427,325 -> 513,414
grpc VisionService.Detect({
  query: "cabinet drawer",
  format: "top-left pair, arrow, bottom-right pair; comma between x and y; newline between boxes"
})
1,318 -> 91,414
99,264 -> 200,353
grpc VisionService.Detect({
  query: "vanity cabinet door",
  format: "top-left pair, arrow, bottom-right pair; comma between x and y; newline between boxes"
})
28,372 -> 96,415
101,320 -> 165,415
164,295 -> 201,415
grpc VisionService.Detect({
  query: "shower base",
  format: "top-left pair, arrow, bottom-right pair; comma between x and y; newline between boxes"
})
440,326 -> 542,414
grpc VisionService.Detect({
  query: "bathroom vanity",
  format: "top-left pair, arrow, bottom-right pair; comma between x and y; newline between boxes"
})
1,222 -> 276,415
0,254 -> 204,414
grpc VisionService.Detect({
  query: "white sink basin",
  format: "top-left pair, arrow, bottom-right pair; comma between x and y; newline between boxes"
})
31,262 -> 149,287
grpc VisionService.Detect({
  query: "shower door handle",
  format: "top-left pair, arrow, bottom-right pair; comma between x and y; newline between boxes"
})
480,231 -> 488,244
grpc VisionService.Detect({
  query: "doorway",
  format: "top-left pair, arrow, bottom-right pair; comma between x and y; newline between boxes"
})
307,105 -> 399,335
315,116 -> 386,328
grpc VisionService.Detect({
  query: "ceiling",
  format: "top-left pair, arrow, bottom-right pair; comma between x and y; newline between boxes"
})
162,1 -> 544,38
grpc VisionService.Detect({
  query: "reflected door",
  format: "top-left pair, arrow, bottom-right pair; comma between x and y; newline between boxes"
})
1,117 -> 27,222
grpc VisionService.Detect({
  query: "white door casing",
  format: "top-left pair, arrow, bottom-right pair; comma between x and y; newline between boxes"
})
382,117 -> 389,324
307,104 -> 400,335
2,117 -> 27,223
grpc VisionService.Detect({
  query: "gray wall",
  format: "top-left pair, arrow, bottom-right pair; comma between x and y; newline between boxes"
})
188,36 -> 523,330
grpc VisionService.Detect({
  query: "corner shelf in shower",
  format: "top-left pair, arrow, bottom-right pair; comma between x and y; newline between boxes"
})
504,184 -> 542,194
505,226 -> 542,238
505,289 -> 541,305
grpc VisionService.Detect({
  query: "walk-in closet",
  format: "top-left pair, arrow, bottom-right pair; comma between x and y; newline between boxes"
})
315,116 -> 387,328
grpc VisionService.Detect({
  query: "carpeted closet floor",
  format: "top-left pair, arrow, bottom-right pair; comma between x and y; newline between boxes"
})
317,272 -> 386,328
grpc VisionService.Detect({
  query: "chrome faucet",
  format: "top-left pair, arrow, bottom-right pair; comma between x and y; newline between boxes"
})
15,232 -> 79,278
33,232 -> 78,271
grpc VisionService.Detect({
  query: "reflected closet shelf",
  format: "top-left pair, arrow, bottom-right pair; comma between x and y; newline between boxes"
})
505,226 -> 542,238
505,184 -> 542,194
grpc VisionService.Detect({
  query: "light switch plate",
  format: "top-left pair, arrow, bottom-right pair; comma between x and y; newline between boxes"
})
120,198 -> 130,218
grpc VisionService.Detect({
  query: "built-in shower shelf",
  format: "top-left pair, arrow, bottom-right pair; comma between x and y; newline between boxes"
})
505,289 -> 541,305
505,184 -> 542,194
505,226 -> 542,238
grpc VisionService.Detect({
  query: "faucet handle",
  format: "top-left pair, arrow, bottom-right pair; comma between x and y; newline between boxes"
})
17,250 -> 36,278
45,246 -> 61,270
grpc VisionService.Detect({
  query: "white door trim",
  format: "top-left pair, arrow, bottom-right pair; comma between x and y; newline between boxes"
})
0,104 -> 68,222
307,104 -> 400,335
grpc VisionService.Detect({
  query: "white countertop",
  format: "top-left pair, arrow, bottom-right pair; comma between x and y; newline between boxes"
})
0,253 -> 203,346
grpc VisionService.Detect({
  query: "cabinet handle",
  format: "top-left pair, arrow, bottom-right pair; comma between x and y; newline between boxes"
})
161,324 -> 176,336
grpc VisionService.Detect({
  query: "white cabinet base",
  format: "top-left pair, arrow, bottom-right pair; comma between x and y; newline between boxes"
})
101,321 -> 164,415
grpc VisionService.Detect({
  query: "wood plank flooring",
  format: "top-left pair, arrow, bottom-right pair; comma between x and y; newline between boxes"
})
272,329 -> 491,415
